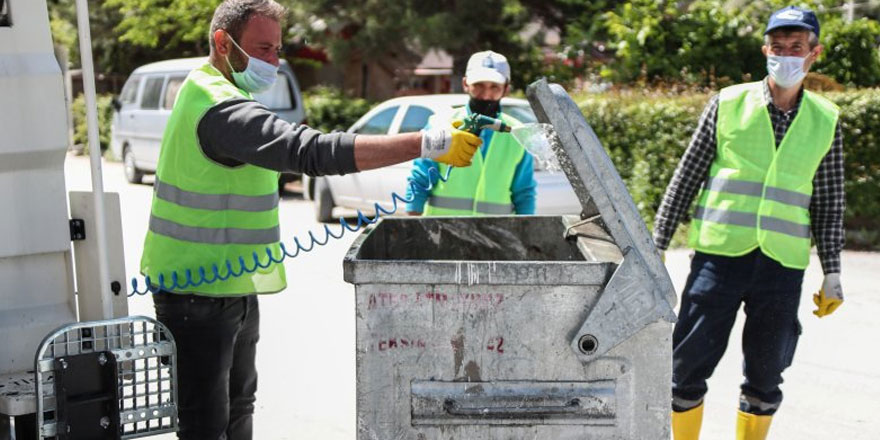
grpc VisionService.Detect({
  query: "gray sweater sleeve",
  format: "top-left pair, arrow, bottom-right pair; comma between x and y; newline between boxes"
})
196,98 -> 358,176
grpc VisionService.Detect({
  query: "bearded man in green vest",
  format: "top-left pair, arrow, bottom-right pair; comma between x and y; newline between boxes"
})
655,6 -> 846,440
138,1 -> 481,438
405,50 -> 537,216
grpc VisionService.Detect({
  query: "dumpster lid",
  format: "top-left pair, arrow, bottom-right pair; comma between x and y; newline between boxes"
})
526,79 -> 677,362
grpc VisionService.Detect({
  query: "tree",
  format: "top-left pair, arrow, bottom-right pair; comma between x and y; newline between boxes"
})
48,0 -> 214,75
527,0 -> 617,44
288,0 -> 547,91
103,0 -> 216,61
413,0 -> 532,90
600,0 -> 787,86
733,0 -> 842,26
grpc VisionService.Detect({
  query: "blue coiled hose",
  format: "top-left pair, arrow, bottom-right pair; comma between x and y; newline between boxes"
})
129,165 -> 452,296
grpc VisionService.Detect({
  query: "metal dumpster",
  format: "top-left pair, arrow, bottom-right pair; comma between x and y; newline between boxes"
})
343,79 -> 677,439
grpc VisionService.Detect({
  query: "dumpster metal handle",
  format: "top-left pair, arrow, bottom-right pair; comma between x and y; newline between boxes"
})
443,398 -> 581,418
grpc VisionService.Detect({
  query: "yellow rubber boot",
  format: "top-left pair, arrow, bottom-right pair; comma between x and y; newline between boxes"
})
672,403 -> 704,440
736,410 -> 773,440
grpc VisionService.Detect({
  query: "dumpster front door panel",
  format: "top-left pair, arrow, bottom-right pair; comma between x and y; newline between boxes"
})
354,281 -> 670,439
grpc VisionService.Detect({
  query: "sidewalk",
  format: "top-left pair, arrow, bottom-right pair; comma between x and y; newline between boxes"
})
664,249 -> 880,439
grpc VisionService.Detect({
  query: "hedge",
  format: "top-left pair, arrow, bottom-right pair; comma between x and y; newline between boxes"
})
72,93 -> 115,156
577,88 -> 880,250
302,86 -> 373,133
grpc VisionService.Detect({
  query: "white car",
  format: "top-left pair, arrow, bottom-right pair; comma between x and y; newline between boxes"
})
303,94 -> 580,222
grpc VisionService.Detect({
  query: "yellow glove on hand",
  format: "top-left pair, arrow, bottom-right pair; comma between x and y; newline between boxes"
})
420,120 -> 482,167
813,273 -> 843,318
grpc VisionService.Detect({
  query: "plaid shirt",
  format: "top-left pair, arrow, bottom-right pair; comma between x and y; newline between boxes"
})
653,79 -> 845,274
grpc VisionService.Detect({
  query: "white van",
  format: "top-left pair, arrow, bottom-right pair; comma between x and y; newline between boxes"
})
110,56 -> 306,184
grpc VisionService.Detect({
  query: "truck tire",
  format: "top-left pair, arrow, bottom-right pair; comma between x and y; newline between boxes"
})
123,146 -> 144,184
314,177 -> 335,223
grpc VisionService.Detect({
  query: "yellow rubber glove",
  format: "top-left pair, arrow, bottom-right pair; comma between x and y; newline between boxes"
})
813,273 -> 843,318
420,120 -> 482,167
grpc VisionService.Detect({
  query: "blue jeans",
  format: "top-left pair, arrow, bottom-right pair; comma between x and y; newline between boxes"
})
154,292 -> 260,440
672,249 -> 804,415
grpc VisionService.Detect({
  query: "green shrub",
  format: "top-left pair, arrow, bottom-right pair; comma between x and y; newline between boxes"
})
828,88 -> 880,248
576,87 -> 880,250
578,92 -> 708,225
72,93 -> 114,155
599,1 -> 880,89
814,18 -> 880,88
302,86 -> 373,133
602,0 -> 765,86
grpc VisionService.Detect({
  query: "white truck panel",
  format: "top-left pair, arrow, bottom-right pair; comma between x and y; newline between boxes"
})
0,0 -> 78,378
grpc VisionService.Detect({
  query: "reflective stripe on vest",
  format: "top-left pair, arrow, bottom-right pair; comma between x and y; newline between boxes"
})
140,63 -> 286,296
693,206 -> 811,238
155,178 -> 279,212
424,108 -> 524,216
149,216 -> 280,245
689,81 -> 838,269
427,195 -> 515,214
705,177 -> 812,209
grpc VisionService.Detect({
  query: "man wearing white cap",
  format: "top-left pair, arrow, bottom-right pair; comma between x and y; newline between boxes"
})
406,50 -> 536,216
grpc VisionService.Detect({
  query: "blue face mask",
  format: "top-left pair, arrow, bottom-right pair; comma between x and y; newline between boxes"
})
226,35 -> 278,94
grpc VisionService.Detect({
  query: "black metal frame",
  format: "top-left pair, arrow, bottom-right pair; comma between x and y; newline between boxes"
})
53,352 -> 120,439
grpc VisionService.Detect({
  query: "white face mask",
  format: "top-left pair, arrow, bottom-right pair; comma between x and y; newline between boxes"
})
226,36 -> 278,94
767,55 -> 807,89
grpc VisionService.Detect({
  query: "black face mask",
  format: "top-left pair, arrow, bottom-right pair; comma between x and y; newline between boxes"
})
468,97 -> 501,117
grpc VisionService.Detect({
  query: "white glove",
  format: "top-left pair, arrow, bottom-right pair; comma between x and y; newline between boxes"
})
813,273 -> 843,318
420,126 -> 452,158
420,121 -> 481,167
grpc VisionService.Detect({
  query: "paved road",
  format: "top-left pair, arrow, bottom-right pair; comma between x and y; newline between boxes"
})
65,155 -> 878,439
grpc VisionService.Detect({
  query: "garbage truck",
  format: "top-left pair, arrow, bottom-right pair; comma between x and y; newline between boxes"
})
1,1 -> 178,438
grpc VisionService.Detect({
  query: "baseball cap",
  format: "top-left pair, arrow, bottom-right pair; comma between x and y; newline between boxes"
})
765,6 -> 820,38
465,51 -> 511,85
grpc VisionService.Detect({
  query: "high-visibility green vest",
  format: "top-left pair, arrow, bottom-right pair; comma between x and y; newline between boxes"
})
689,81 -> 839,269
140,63 -> 286,296
424,108 -> 525,216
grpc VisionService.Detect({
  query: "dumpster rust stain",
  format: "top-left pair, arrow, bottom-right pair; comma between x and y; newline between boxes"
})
450,331 -> 484,382
464,360 -> 481,382
451,331 -> 464,376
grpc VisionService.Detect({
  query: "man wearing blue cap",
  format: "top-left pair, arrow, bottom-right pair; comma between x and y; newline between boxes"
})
654,6 -> 845,440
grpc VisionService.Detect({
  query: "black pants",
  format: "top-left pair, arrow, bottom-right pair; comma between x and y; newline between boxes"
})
154,292 -> 260,440
672,250 -> 804,416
